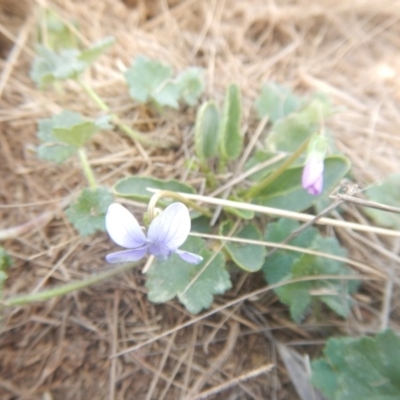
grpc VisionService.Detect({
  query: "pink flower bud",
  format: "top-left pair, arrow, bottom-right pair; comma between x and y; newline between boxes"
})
302,154 -> 324,196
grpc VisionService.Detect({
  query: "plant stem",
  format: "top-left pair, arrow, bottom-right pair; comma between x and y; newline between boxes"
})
78,148 -> 97,189
77,78 -> 109,112
244,138 -> 310,200
2,262 -> 137,307
77,79 -> 159,147
112,114 -> 158,146
146,188 -> 400,238
147,190 -> 212,221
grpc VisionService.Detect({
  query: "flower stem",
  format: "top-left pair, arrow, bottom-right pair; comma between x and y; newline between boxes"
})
77,78 -> 160,147
77,78 -> 109,112
111,114 -> 158,147
244,138 -> 310,200
147,190 -> 212,221
146,188 -> 400,238
2,262 -> 137,307
78,148 -> 97,189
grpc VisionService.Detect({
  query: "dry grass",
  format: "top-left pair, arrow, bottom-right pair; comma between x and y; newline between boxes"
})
1,0 -> 400,399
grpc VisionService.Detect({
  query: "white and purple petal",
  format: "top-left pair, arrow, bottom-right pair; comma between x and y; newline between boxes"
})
175,249 -> 203,264
105,247 -> 148,264
147,202 -> 191,250
105,203 -> 147,249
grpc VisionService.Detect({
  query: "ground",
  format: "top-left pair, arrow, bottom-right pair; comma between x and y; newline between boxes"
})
1,0 -> 400,399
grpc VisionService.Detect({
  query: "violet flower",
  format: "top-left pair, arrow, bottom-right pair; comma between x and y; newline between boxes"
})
105,202 -> 203,265
302,154 -> 324,196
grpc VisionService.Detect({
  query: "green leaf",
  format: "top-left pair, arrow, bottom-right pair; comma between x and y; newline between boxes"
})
301,94 -> 334,122
0,246 -> 11,319
244,149 -> 291,182
280,284 -> 311,323
125,55 -> 172,103
221,221 -> 266,272
219,83 -> 243,160
0,268 -> 7,293
30,37 -> 114,88
53,121 -> 99,147
65,187 -> 114,236
153,81 -> 181,109
146,236 -> 231,314
224,201 -> 255,219
37,110 -> 107,162
0,246 -> 12,296
37,142 -> 77,163
267,112 -> 314,153
124,55 -> 180,108
176,67 -> 205,106
224,208 -> 255,219
195,101 -> 221,161
0,247 -> 12,271
43,11 -> 78,50
252,155 -> 351,212
78,36 -> 115,64
265,218 -> 315,248
94,114 -> 113,130
263,221 -> 358,322
255,82 -> 301,122
42,109 -> 84,131
311,330 -> 400,400
37,111 -> 79,163
311,359 -> 339,399
262,218 -> 318,286
113,176 -> 195,206
364,174 -> 400,229
30,47 -> 85,87
191,216 -> 213,234
266,96 -> 334,153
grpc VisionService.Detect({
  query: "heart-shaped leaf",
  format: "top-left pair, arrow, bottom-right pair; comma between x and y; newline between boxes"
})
364,173 -> 400,229
176,67 -> 205,106
146,236 -> 231,314
262,219 -> 358,322
266,96 -> 334,153
124,55 -> 180,108
66,187 -> 114,236
312,329 -> 400,400
255,82 -> 301,122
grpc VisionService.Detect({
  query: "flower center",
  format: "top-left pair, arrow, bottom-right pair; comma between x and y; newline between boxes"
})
148,242 -> 172,260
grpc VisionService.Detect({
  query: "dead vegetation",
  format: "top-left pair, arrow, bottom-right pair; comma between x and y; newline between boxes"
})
1,0 -> 400,399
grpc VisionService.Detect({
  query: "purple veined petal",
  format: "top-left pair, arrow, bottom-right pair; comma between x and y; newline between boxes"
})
105,246 -> 148,264
175,249 -> 203,264
105,203 -> 147,249
147,202 -> 191,250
